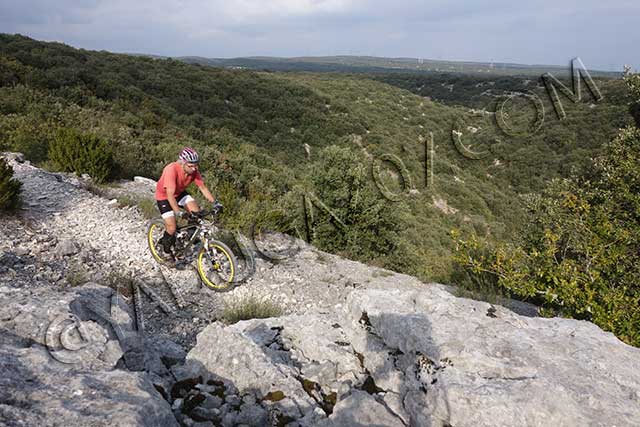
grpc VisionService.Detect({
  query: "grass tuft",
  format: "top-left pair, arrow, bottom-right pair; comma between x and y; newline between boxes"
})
222,295 -> 283,324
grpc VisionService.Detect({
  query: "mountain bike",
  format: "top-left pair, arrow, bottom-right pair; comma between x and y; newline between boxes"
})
146,209 -> 237,291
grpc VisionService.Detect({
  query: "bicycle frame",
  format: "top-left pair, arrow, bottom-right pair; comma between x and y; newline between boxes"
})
173,210 -> 219,265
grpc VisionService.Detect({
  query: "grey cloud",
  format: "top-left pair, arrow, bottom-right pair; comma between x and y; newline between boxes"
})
0,0 -> 102,25
0,0 -> 637,70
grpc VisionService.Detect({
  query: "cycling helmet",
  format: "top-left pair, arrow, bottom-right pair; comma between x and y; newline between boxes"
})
179,147 -> 199,163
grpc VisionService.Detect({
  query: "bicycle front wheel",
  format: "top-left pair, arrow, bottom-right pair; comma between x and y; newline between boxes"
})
197,240 -> 237,291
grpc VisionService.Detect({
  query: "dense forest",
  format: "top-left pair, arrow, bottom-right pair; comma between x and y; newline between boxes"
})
1,34 -> 637,344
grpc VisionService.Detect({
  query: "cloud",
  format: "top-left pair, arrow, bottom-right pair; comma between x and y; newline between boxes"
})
0,0 -> 637,70
220,0 -> 357,20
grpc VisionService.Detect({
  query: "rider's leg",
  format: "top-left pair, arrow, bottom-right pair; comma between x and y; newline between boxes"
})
185,199 -> 200,214
175,190 -> 200,214
157,199 -> 178,254
164,213 -> 177,234
161,215 -> 177,253
158,193 -> 196,254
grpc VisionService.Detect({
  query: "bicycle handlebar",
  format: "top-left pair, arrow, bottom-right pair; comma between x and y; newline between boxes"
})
184,209 -> 219,220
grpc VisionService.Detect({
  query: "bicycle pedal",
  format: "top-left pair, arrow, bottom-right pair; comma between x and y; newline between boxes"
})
160,252 -> 176,265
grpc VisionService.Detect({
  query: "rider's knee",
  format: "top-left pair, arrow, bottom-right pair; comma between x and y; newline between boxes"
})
164,217 -> 177,234
186,201 -> 200,213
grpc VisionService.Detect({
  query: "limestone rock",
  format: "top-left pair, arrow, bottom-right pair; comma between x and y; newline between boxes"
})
186,288 -> 640,427
2,151 -> 24,162
315,390 -> 404,427
186,322 -> 319,418
345,288 -> 640,427
57,239 -> 79,256
134,176 -> 157,186
0,342 -> 178,427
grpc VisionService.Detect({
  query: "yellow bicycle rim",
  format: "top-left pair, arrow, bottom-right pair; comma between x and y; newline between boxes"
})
197,244 -> 235,289
148,223 -> 165,263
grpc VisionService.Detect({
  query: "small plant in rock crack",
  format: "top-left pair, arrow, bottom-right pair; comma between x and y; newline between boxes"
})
222,295 -> 283,324
64,262 -> 89,287
314,251 -> 330,264
115,195 -> 138,209
84,182 -> 111,198
105,271 -> 135,299
372,269 -> 394,278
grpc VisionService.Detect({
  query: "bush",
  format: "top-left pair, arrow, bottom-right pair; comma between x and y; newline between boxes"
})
65,262 -> 89,287
304,145 -> 407,266
48,128 -> 114,183
625,66 -> 640,126
0,157 -> 22,210
452,85 -> 640,346
0,116 -> 56,163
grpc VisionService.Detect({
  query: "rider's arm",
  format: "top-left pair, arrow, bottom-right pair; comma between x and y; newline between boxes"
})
198,185 -> 215,204
194,171 -> 215,203
163,164 -> 181,214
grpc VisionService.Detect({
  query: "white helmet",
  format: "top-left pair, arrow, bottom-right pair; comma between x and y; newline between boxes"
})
179,147 -> 199,163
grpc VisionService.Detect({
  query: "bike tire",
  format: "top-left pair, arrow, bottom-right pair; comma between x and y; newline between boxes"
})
147,219 -> 172,266
197,240 -> 237,291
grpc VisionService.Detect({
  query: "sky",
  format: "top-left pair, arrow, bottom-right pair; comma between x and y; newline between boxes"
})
0,0 -> 638,71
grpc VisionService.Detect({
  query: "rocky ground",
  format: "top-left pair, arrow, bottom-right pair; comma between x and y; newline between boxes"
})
2,152 -> 639,427
3,152 -> 466,349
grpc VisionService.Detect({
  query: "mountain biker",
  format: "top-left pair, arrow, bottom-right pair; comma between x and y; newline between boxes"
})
155,147 -> 221,261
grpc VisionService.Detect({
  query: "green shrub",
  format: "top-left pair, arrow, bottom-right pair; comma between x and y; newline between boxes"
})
48,128 -> 114,183
84,181 -> 111,198
452,72 -> 640,346
1,117 -> 55,163
0,157 -> 22,210
305,145 -> 408,266
222,295 -> 283,324
625,66 -> 640,127
452,125 -> 640,346
65,262 -> 89,287
136,198 -> 159,219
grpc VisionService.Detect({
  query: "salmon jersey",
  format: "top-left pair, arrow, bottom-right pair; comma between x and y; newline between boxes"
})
155,162 -> 204,200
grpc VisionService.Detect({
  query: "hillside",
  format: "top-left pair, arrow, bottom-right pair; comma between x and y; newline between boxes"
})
0,34 -> 632,283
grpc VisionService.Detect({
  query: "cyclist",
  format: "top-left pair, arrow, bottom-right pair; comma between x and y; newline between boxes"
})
155,147 -> 221,262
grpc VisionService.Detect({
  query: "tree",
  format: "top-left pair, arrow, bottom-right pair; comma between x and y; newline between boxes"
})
625,65 -> 640,126
0,157 -> 22,210
306,145 -> 407,266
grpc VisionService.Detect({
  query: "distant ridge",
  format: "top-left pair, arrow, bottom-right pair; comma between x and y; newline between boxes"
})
169,54 -> 619,77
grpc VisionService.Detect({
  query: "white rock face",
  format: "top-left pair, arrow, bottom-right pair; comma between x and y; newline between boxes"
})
349,288 -> 640,426
134,176 -> 158,186
186,287 -> 640,427
317,390 -> 405,427
0,284 -> 177,427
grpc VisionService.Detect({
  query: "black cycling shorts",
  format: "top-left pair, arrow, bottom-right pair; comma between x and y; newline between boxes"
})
156,191 -> 194,218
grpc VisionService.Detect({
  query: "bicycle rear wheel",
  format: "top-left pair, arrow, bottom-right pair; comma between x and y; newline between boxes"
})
197,240 -> 237,291
147,219 -> 172,266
